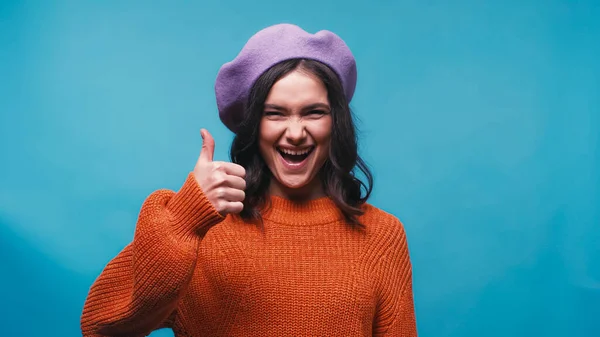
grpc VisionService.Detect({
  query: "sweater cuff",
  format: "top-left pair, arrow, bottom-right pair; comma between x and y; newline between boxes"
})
167,172 -> 225,238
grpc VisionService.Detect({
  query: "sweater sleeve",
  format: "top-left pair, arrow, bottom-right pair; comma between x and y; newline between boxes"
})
372,220 -> 418,337
80,173 -> 224,337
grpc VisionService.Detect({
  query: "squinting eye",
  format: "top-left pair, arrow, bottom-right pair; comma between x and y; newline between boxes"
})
308,110 -> 326,116
264,111 -> 283,116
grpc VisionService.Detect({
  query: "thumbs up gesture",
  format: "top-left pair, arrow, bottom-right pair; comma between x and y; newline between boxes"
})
194,129 -> 247,216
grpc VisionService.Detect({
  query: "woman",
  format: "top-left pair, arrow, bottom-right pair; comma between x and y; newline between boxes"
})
81,23 -> 417,336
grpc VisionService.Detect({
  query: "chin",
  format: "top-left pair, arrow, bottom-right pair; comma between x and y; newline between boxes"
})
271,170 -> 325,199
278,176 -> 312,189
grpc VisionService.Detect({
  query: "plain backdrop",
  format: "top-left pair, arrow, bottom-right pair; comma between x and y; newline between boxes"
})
1,1 -> 598,336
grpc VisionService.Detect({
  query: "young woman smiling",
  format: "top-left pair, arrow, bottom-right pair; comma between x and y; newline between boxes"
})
81,23 -> 418,337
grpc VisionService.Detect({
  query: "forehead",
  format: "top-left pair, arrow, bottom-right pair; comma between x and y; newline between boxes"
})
265,70 -> 329,107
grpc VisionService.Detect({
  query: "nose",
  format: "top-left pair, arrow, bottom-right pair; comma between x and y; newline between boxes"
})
284,118 -> 306,144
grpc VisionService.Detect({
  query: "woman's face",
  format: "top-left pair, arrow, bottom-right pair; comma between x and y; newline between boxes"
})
259,69 -> 332,199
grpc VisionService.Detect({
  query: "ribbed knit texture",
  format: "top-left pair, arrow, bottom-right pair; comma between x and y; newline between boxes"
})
81,173 -> 417,336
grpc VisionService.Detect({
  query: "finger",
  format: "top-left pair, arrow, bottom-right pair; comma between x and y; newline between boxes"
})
224,174 -> 247,191
224,201 -> 244,214
221,187 -> 245,203
199,129 -> 215,163
214,162 -> 246,178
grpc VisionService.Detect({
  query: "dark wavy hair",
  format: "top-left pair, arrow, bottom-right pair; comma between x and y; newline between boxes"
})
230,58 -> 373,228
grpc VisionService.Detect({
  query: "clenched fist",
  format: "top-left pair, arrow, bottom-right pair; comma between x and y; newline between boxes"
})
194,129 -> 246,216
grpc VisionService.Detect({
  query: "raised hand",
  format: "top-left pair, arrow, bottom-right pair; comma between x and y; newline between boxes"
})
193,129 -> 246,216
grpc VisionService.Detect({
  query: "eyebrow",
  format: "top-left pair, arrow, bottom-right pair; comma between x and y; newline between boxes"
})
264,103 -> 331,111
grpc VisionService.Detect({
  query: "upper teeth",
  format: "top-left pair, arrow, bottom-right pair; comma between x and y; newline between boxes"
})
280,147 -> 312,155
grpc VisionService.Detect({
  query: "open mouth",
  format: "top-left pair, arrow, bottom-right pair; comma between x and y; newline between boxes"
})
277,146 -> 315,164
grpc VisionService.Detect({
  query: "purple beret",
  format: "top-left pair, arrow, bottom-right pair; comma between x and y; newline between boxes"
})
215,23 -> 357,133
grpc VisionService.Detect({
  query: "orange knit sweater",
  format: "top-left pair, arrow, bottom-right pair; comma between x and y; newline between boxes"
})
81,173 -> 417,336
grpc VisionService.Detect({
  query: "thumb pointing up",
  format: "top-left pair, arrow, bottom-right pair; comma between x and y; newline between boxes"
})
193,128 -> 247,216
199,129 -> 215,163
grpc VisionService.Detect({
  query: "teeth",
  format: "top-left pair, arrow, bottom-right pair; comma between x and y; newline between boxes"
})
279,147 -> 312,156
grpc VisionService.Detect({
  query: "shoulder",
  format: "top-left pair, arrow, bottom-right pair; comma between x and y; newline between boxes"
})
358,203 -> 410,253
359,203 -> 406,234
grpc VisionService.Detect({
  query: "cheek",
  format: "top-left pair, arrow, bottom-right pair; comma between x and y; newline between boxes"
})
308,120 -> 332,163
258,121 -> 279,158
308,118 -> 333,145
317,141 -> 331,161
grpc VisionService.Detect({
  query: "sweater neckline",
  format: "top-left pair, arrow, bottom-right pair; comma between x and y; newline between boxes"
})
260,195 -> 345,226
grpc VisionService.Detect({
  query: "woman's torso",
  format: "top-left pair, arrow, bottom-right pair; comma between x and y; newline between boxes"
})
171,203 -> 397,336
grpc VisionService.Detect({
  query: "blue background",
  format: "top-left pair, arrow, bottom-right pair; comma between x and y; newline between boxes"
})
1,1 -> 598,336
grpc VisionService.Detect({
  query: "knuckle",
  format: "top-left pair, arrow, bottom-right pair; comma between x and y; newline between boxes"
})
217,200 -> 227,213
209,163 -> 220,174
213,172 -> 226,186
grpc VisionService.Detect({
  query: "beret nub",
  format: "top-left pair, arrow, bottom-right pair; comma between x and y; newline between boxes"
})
215,23 -> 357,133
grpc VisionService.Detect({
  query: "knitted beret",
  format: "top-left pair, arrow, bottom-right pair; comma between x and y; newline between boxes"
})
215,23 -> 357,133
